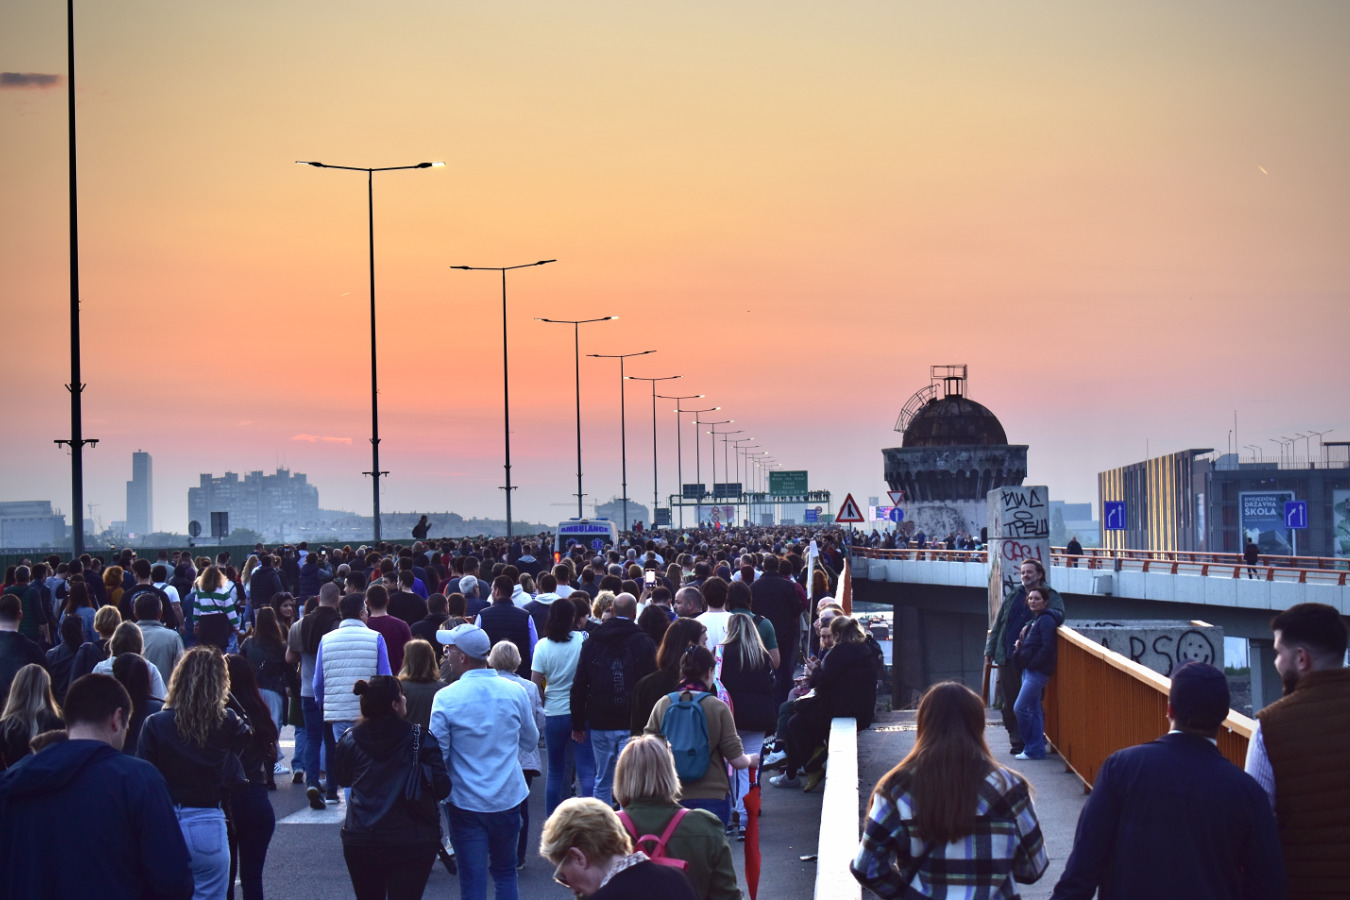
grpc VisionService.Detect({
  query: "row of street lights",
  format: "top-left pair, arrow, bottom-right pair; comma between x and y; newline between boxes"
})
294,159 -> 784,540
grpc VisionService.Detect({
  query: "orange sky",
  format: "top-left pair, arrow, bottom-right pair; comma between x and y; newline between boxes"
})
3,1 -> 1348,534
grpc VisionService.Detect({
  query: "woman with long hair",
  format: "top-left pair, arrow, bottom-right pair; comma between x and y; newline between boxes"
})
718,613 -> 775,835
332,676 -> 450,900
224,654 -> 279,900
643,646 -> 759,828
93,621 -> 168,699
397,638 -> 443,730
240,555 -> 261,604
59,580 -> 96,643
68,604 -> 121,689
138,646 -> 253,900
613,735 -> 740,900
103,565 -> 126,613
630,618 -> 707,735
851,682 -> 1048,897
241,606 -> 289,777
0,664 -> 63,770
112,653 -> 163,756
531,597 -> 594,817
191,565 -> 241,652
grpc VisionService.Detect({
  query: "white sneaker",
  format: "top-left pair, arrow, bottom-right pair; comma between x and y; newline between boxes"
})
1013,752 -> 1031,760
769,773 -> 800,788
761,749 -> 788,769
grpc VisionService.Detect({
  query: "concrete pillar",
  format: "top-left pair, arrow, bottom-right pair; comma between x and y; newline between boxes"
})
986,485 -> 1051,622
1248,638 -> 1282,712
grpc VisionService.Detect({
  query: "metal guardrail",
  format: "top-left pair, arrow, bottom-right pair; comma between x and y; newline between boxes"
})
815,717 -> 860,900
1043,626 -> 1254,789
848,546 -> 1350,586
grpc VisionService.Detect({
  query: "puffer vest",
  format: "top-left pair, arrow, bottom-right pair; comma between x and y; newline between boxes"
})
319,619 -> 382,722
1257,666 -> 1350,898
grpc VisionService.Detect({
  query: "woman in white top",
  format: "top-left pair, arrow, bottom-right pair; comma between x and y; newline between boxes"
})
531,598 -> 594,816
92,620 -> 168,698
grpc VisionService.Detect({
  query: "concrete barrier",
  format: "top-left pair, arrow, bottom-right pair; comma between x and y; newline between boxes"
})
815,717 -> 861,900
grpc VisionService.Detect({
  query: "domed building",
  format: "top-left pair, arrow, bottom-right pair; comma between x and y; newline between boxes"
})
882,366 -> 1027,541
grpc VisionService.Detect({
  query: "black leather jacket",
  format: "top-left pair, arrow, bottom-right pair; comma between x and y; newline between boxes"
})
332,716 -> 450,847
138,708 -> 253,807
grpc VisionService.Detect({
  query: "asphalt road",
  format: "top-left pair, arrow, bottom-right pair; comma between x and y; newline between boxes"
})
259,729 -> 826,899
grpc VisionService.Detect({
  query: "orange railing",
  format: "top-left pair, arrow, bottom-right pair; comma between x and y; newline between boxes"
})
1042,626 -> 1253,789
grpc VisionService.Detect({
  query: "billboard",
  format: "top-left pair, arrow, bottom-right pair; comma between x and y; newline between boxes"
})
769,470 -> 808,496
1239,491 -> 1295,556
1335,490 -> 1350,559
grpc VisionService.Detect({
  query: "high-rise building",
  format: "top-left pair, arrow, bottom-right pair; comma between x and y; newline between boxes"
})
126,450 -> 153,535
187,468 -> 321,542
0,501 -> 66,549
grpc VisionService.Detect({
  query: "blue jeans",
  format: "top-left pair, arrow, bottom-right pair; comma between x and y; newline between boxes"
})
302,696 -> 336,798
177,805 -> 230,900
682,795 -> 732,828
446,804 -> 521,900
260,689 -> 284,764
292,718 -> 309,774
1014,669 -> 1050,759
544,715 -> 595,816
590,729 -> 630,807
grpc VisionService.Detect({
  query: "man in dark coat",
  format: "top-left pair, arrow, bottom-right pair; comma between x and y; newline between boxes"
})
0,674 -> 193,900
751,554 -> 806,707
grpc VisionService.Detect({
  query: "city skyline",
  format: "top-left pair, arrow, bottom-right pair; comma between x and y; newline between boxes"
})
3,2 -> 1347,534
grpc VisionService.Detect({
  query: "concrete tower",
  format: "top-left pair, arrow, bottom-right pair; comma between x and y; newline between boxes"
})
126,450 -> 153,535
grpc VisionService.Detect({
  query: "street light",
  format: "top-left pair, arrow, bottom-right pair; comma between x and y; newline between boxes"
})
538,316 -> 617,517
296,159 -> 444,541
732,442 -> 758,525
589,349 -> 656,533
451,260 -> 556,539
715,430 -> 744,497
626,373 -> 682,530
657,394 -> 708,528
1307,429 -> 1334,465
691,418 -> 731,525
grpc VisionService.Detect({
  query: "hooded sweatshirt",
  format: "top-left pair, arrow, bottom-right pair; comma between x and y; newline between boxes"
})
0,739 -> 193,900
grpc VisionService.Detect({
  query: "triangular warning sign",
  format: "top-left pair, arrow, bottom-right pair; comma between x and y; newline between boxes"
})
887,490 -> 905,506
836,493 -> 865,523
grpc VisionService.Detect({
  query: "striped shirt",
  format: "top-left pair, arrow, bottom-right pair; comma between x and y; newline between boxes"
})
851,766 -> 1047,899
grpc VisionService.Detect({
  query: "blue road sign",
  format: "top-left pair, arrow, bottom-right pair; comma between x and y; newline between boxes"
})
1104,501 -> 1127,531
591,538 -> 604,550
889,507 -> 904,523
1285,500 -> 1308,530
804,509 -> 819,523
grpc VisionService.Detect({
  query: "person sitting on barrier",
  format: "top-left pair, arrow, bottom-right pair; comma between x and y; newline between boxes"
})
851,681 -> 1048,898
761,604 -> 841,769
1011,586 -> 1062,761
770,615 -> 880,793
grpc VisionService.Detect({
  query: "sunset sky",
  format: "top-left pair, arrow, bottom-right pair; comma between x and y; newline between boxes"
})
2,1 -> 1347,535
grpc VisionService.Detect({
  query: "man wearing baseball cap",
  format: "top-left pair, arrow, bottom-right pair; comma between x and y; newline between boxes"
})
1051,662 -> 1285,899
430,624 -> 538,900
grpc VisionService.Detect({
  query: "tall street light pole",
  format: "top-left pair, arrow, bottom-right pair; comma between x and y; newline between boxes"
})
297,159 -> 444,542
626,374 -> 681,530
707,424 -> 740,523
691,418 -> 731,526
716,430 -> 745,498
54,0 -> 98,555
538,316 -> 617,518
728,439 -> 755,526
657,395 -> 708,528
589,349 -> 656,534
451,260 -> 555,540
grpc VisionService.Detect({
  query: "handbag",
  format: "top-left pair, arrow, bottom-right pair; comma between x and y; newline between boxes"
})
403,725 -> 436,801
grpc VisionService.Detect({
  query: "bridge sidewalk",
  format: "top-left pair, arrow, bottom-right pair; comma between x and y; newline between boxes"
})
857,709 -> 1089,899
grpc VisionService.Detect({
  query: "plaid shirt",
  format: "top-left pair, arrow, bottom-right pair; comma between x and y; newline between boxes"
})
851,766 -> 1048,899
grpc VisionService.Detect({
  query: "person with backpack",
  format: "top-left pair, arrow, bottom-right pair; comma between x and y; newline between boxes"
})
570,592 -> 658,807
643,646 -> 760,828
614,735 -> 742,900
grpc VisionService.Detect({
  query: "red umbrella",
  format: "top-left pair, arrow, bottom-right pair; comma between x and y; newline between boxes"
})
744,764 -> 762,899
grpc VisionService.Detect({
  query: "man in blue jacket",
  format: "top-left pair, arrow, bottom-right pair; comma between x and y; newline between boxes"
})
1050,662 -> 1285,900
0,674 -> 193,900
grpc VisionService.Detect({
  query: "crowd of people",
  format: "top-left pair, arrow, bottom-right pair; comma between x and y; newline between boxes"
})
0,524 -> 885,899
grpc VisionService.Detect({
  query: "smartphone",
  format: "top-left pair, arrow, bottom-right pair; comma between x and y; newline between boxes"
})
644,570 -> 656,585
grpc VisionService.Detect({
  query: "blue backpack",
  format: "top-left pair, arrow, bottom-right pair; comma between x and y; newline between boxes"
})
662,691 -> 712,780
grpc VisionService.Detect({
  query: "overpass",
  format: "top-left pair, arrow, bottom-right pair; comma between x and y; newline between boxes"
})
849,546 -> 1349,710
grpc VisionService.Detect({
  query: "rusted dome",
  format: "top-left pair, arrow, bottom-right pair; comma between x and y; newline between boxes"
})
902,395 -> 1008,447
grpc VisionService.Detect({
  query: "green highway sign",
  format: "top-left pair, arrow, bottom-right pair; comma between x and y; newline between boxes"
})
769,470 -> 808,496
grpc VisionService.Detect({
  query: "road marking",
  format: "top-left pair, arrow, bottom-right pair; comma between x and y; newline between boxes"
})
278,795 -> 346,825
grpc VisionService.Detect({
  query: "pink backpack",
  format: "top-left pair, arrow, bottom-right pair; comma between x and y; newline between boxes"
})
616,808 -> 689,870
